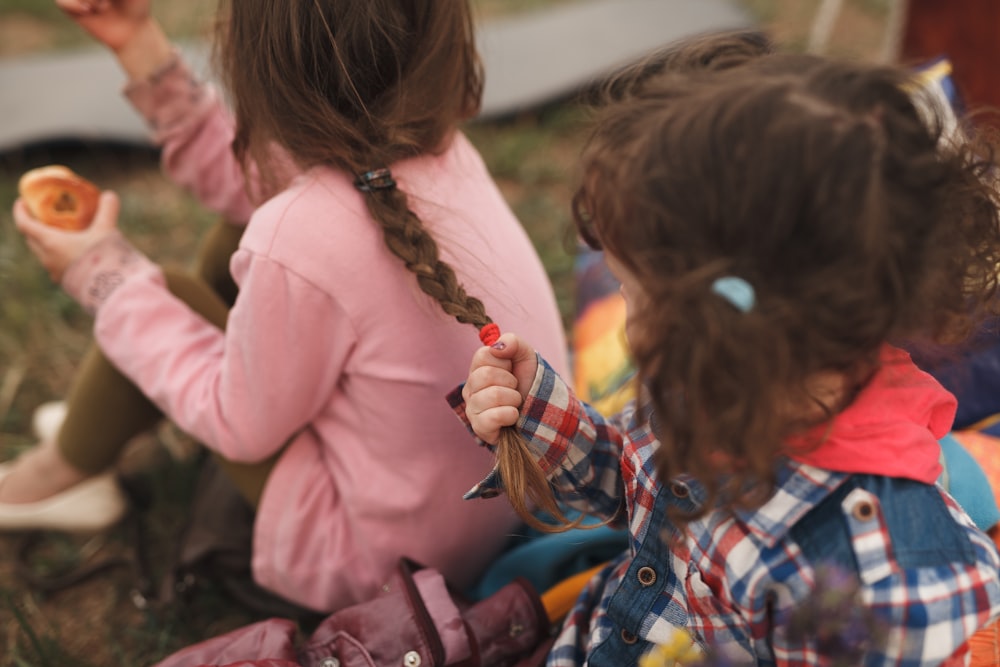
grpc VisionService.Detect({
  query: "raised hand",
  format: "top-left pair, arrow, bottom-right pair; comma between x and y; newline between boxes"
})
55,0 -> 173,80
55,0 -> 152,52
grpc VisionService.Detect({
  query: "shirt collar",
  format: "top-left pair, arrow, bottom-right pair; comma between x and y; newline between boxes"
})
674,461 -> 848,548
726,460 -> 849,547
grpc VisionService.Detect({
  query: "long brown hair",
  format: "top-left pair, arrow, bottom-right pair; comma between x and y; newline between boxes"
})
213,0 -> 571,527
214,0 -> 499,326
217,0 -> 482,174
572,55 -> 1000,521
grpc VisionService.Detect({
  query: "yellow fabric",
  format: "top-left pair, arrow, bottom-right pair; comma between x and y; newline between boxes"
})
572,291 -> 635,416
540,563 -> 608,625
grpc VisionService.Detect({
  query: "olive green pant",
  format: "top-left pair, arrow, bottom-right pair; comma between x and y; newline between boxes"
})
57,221 -> 277,507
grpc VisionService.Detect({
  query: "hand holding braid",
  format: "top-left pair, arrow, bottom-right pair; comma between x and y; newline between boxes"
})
469,326 -> 582,532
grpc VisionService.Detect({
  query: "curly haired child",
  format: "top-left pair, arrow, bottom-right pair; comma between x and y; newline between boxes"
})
453,51 -> 1000,664
5,0 -> 568,614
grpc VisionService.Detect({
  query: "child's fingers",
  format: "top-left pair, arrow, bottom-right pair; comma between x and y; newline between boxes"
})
56,0 -> 98,15
13,194 -> 121,283
481,332 -> 538,398
465,332 -> 537,437
467,384 -> 523,415
12,199 -> 48,238
469,343 -> 513,372
462,373 -> 520,413
465,363 -> 518,395
464,368 -> 523,444
468,405 -> 521,444
89,191 -> 120,233
462,365 -> 518,413
16,190 -> 120,239
22,235 -> 46,262
486,332 -> 533,363
12,206 -> 69,281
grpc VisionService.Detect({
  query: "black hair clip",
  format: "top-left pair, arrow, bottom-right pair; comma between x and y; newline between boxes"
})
354,168 -> 397,193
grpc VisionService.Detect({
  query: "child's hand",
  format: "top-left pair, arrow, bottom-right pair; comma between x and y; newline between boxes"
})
13,191 -> 121,284
55,0 -> 152,53
462,333 -> 539,444
56,0 -> 173,82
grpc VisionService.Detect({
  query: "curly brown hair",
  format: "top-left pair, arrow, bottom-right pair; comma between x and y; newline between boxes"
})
591,29 -> 773,104
509,30 -> 778,530
573,54 -> 1000,520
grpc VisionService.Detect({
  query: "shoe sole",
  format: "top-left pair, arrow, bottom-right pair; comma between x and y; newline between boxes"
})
32,400 -> 68,443
0,465 -> 128,534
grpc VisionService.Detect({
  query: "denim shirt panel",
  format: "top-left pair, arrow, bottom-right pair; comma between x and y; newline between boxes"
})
592,472 -> 975,667
589,486 -> 684,667
791,474 -> 975,576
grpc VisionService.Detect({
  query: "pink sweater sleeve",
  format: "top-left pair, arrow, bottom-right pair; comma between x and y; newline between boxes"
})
63,235 -> 354,462
124,55 -> 256,225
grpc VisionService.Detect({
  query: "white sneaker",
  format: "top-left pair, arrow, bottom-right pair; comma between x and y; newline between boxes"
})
32,400 -> 68,443
0,464 -> 128,533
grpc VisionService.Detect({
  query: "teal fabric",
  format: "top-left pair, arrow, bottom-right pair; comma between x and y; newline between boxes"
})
939,433 -> 1000,532
469,514 -> 628,600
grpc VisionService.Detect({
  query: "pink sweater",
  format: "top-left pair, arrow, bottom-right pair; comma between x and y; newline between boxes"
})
61,58 -> 568,612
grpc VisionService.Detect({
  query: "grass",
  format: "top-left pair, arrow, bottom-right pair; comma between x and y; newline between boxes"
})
0,0 -> 893,664
0,3 -> 593,663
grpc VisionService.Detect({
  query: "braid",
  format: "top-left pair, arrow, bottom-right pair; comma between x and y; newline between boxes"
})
364,185 -> 582,532
367,188 -> 490,325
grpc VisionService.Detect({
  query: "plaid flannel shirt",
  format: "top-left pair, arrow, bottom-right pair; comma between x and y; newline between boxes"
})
450,356 -> 1000,666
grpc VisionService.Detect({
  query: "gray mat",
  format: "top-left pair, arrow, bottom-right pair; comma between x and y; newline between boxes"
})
0,0 -> 751,153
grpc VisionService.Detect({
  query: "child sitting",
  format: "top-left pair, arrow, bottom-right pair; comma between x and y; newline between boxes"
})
452,51 -> 1000,665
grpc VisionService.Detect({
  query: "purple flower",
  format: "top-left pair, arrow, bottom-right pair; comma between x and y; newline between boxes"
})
641,563 -> 888,667
782,563 -> 889,665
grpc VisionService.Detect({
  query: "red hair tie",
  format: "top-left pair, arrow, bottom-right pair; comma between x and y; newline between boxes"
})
479,323 -> 500,346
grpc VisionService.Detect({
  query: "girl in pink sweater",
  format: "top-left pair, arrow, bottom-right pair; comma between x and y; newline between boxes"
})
4,0 -> 567,614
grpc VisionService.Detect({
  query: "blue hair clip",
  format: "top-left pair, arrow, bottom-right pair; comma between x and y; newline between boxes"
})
711,276 -> 755,313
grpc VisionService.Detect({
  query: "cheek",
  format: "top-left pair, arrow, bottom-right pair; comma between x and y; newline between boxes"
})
624,318 -> 638,347
622,293 -> 659,349
623,300 -> 642,346
619,283 -> 640,310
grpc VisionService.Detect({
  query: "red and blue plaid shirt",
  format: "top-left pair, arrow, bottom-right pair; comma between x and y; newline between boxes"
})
450,356 -> 1000,666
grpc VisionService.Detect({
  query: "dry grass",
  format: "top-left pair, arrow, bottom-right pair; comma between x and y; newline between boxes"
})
0,0 -> 892,664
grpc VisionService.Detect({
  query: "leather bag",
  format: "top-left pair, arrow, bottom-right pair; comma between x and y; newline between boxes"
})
154,558 -> 553,667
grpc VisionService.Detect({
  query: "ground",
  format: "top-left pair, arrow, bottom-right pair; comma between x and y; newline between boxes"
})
0,1 -> 892,664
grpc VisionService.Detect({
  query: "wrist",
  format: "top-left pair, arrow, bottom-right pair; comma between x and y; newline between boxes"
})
112,18 -> 174,82
61,231 -> 145,315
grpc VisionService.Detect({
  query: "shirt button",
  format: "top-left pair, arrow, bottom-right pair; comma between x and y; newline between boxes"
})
403,651 -> 422,667
320,659 -> 340,667
620,628 -> 638,644
636,566 -> 657,587
852,500 -> 876,521
670,482 -> 689,498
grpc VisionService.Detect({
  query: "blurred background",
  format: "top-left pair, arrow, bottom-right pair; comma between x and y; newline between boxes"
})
0,0 -> 962,663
